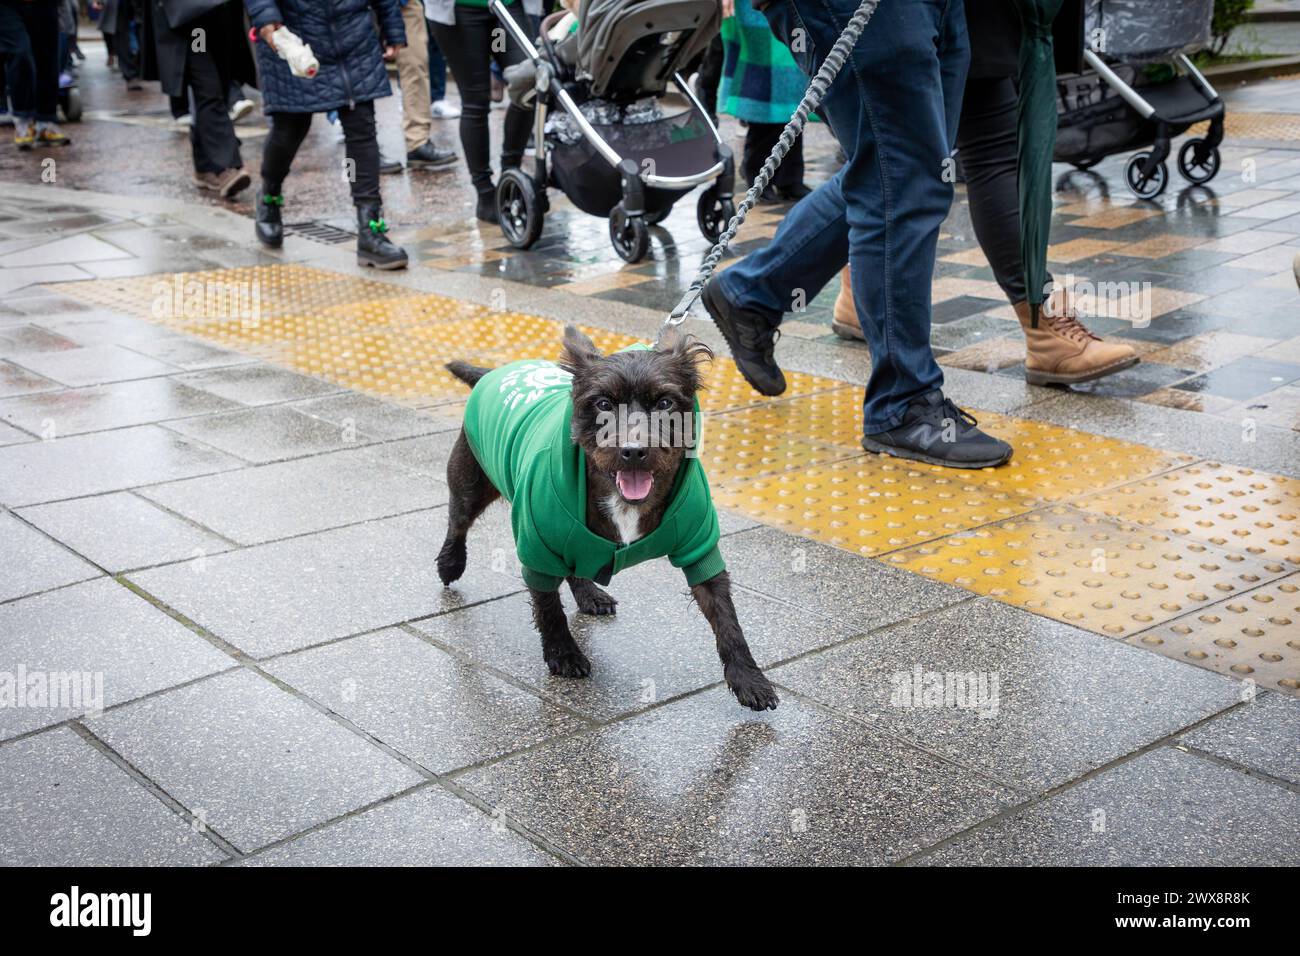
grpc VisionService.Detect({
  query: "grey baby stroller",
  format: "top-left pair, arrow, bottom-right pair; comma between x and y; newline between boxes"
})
1054,0 -> 1225,200
489,0 -> 735,263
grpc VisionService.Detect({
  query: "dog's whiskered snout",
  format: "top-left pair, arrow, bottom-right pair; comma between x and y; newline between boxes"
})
618,445 -> 648,465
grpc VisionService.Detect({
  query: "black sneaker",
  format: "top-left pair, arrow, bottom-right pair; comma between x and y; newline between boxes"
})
862,390 -> 1012,469
407,141 -> 456,168
378,154 -> 403,175
700,279 -> 786,396
476,190 -> 499,225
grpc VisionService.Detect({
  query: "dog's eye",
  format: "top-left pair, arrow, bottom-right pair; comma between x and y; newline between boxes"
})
593,398 -> 614,413
653,397 -> 675,412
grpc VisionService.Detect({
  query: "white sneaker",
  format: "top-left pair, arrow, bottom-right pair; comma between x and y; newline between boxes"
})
172,113 -> 193,128
0,110 -> 12,127
431,99 -> 461,119
229,98 -> 255,123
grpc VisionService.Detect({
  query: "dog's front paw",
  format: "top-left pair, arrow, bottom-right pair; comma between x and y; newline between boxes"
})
575,584 -> 618,616
728,670 -> 779,711
545,646 -> 592,679
436,542 -> 467,586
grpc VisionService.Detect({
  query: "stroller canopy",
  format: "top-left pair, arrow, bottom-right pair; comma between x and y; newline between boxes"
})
576,0 -> 720,98
1084,0 -> 1213,63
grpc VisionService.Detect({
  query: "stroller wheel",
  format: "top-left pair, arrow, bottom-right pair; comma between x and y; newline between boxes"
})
496,169 -> 544,250
61,87 -> 83,123
1177,138 -> 1220,185
697,187 -> 734,243
1124,152 -> 1168,201
609,204 -> 649,263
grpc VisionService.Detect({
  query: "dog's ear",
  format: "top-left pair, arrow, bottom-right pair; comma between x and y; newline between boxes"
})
557,325 -> 602,376
657,327 -> 713,393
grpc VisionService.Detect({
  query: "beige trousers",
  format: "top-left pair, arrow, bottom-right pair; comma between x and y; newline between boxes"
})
396,0 -> 432,153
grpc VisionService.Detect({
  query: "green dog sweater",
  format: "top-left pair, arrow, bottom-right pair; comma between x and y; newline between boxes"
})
462,355 -> 725,593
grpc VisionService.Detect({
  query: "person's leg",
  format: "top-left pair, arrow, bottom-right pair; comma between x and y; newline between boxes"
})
490,1 -> 534,173
17,0 -> 59,129
431,13 -> 495,204
260,112 -> 311,194
957,74 -> 1137,385
397,0 -> 432,154
339,100 -> 407,269
116,0 -> 138,82
428,31 -> 447,102
0,4 -> 35,133
186,43 -> 243,186
694,33 -> 723,124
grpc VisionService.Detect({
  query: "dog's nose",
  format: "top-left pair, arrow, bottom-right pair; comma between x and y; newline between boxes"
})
619,445 -> 648,465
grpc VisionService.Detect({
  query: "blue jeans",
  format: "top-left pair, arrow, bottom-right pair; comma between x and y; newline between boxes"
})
717,0 -> 969,432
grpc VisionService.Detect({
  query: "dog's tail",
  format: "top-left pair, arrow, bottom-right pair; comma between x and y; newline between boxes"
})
445,360 -> 493,389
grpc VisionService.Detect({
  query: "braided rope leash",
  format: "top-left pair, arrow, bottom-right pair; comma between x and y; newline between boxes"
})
656,0 -> 881,346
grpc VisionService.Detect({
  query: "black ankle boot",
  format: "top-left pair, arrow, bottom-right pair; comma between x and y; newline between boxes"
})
256,189 -> 283,248
355,203 -> 408,270
476,187 -> 499,224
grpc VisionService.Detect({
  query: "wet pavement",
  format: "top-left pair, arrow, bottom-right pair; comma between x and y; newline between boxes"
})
1,39 -> 1299,866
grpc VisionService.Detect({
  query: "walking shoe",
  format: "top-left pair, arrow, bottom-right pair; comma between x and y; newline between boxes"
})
172,113 -> 193,128
830,266 -> 864,341
228,98 -> 255,123
700,278 -> 786,396
406,141 -> 456,168
193,170 -> 220,190
862,390 -> 1012,469
776,183 -> 813,201
0,109 -> 12,127
14,120 -> 35,149
255,189 -> 284,248
431,99 -> 461,119
1014,298 -> 1137,386
33,124 -> 70,147
379,153 -> 403,174
215,167 -> 251,199
356,203 -> 408,270
126,78 -> 143,91
476,188 -> 499,224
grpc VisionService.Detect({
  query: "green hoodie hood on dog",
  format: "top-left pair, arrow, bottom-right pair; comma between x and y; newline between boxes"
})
461,354 -> 725,593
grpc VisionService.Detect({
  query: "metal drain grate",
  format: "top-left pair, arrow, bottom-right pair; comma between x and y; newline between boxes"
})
285,221 -> 356,245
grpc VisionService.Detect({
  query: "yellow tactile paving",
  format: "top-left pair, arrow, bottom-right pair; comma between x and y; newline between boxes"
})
57,264 -> 1300,693
885,507 -> 1290,638
712,457 -> 1039,556
1073,463 -> 1300,567
1129,576 -> 1300,692
1193,110 -> 1300,143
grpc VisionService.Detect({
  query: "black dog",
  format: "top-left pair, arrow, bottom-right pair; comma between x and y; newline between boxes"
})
439,326 -> 778,711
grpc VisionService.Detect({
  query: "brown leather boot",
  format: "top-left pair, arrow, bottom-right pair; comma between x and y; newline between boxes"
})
1015,297 -> 1138,385
830,267 -> 864,341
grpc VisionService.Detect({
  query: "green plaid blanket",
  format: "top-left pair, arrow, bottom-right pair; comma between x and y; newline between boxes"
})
717,4 -> 820,125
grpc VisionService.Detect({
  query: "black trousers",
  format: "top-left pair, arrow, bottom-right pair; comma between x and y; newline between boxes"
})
112,0 -> 138,81
742,123 -> 804,191
262,100 -> 381,207
694,33 -> 723,124
954,75 -> 1039,304
184,12 -> 242,174
430,2 -> 532,194
0,0 -> 59,123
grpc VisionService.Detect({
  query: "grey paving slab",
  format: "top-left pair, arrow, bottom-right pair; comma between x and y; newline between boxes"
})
917,747 -> 1300,866
770,599 -> 1241,792
0,512 -> 101,603
267,628 -> 587,773
0,324 -> 78,357
110,334 -> 255,371
161,404 -> 370,464
363,431 -> 460,479
176,364 -> 343,406
0,420 -> 30,445
86,669 -> 425,852
240,786 -> 557,866
716,507 -> 760,537
16,492 -> 233,572
7,344 -> 179,387
1017,392 -> 1300,478
289,391 -> 459,441
413,558 -> 860,721
722,526 -> 969,632
139,443 -> 449,545
0,377 -> 241,436
0,425 -> 242,507
0,727 -> 225,866
457,687 -> 1016,865
0,359 -> 61,398
0,578 -> 233,740
1180,693 -> 1300,785
129,507 -> 523,657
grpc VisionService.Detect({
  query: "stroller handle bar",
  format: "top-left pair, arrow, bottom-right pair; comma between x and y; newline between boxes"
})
488,0 -> 726,190
1081,49 -> 1220,122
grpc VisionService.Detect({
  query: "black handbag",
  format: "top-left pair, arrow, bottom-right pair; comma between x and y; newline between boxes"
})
161,0 -> 228,30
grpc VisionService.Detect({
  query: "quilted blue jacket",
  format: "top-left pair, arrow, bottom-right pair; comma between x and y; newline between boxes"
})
244,0 -> 406,113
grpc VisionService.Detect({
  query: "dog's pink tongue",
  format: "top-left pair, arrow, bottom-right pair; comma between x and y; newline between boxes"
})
616,469 -> 653,501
